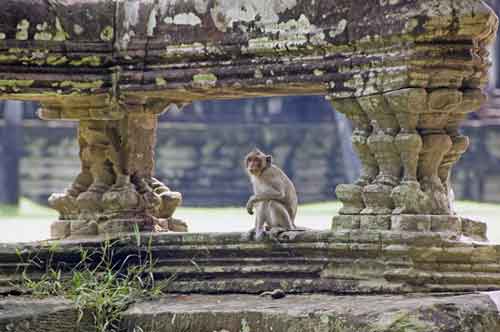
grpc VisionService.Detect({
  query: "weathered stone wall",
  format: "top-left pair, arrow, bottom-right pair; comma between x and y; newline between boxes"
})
452,120 -> 500,202
1,117 -> 499,207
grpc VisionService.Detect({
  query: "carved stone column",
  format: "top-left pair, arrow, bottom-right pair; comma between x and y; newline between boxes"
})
40,98 -> 187,239
357,95 -> 400,221
386,89 -> 431,215
330,98 -> 377,229
417,89 -> 462,215
438,90 -> 486,213
330,88 -> 486,235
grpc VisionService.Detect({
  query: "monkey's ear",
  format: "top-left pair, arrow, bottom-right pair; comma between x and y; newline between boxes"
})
266,155 -> 272,165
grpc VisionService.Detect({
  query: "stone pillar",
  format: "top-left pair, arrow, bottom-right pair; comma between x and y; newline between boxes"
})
329,99 -> 377,229
330,88 -> 485,235
41,98 -> 187,239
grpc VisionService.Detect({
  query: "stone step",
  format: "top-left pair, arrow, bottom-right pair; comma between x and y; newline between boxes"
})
2,231 -> 499,295
120,293 -> 500,332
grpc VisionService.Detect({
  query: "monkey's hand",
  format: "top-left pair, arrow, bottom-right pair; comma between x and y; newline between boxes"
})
246,197 -> 255,215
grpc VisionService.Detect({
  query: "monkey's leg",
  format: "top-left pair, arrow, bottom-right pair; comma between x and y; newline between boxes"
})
268,201 -> 294,231
254,201 -> 269,241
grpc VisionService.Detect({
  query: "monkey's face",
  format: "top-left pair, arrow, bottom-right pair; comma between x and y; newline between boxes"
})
245,150 -> 271,176
247,155 -> 265,175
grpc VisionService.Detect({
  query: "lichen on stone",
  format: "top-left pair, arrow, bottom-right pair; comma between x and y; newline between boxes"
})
16,19 -> 30,40
164,13 -> 202,26
100,26 -> 114,42
59,80 -> 104,90
70,56 -> 102,67
192,73 -> 218,88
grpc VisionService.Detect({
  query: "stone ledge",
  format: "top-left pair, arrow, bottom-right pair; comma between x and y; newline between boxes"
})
2,293 -> 499,332
122,292 -> 500,332
332,215 -> 488,241
0,297 -> 94,332
2,231 -> 500,295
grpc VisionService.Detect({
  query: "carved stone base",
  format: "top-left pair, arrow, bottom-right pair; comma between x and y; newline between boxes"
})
50,220 -> 71,239
336,184 -> 364,215
331,214 -> 487,241
391,181 -> 432,215
50,216 -> 189,239
361,184 -> 394,215
332,215 -> 361,230
360,215 -> 391,230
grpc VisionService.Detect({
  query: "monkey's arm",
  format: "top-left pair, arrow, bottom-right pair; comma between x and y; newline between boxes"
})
246,187 -> 286,215
250,190 -> 286,203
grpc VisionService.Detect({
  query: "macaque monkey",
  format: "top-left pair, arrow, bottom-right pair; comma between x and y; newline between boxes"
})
245,148 -> 298,241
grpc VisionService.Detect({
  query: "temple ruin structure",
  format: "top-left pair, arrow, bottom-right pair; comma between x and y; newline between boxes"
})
1,1 -> 500,331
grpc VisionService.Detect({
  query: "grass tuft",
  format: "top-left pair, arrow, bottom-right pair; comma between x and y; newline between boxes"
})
17,228 -> 171,332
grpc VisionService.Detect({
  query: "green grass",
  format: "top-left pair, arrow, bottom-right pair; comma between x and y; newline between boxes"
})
0,198 -> 498,243
19,234 -> 167,332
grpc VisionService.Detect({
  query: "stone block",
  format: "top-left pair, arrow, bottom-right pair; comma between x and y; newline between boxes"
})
391,215 -> 431,232
121,293 -> 500,332
470,245 -> 499,263
50,220 -> 71,239
461,218 -> 488,241
331,215 -> 361,231
60,108 -> 90,120
336,184 -> 365,215
89,107 -> 123,120
98,219 -> 137,235
360,215 -> 391,230
361,184 -> 394,215
430,215 -> 461,233
71,220 -> 98,237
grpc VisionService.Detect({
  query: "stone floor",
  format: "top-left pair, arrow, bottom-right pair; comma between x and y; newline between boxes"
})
1,292 -> 499,332
114,292 -> 500,331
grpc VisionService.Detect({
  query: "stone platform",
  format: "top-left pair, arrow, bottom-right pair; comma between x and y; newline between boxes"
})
122,293 -> 500,332
2,230 -> 500,295
2,293 -> 499,332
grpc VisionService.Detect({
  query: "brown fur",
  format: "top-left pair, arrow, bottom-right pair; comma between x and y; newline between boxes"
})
245,149 -> 298,240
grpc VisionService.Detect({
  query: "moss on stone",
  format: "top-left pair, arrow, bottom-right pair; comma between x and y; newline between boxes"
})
100,26 -> 114,42
60,80 -> 104,90
47,55 -> 69,66
156,77 -> 167,86
16,19 -> 30,40
192,73 -> 218,87
0,79 -> 35,87
69,56 -> 101,67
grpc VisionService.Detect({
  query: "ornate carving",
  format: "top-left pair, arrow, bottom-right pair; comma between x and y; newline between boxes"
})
335,184 -> 364,215
385,89 -> 429,214
44,102 -> 187,239
331,88 -> 486,233
331,99 -> 378,186
356,96 -> 400,215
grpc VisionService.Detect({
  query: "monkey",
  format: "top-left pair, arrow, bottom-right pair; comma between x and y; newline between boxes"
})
245,148 -> 299,241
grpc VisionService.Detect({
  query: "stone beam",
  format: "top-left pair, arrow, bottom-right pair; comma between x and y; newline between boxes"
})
0,0 -> 495,106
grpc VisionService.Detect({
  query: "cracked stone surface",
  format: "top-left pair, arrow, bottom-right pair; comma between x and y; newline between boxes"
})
121,292 -> 500,332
